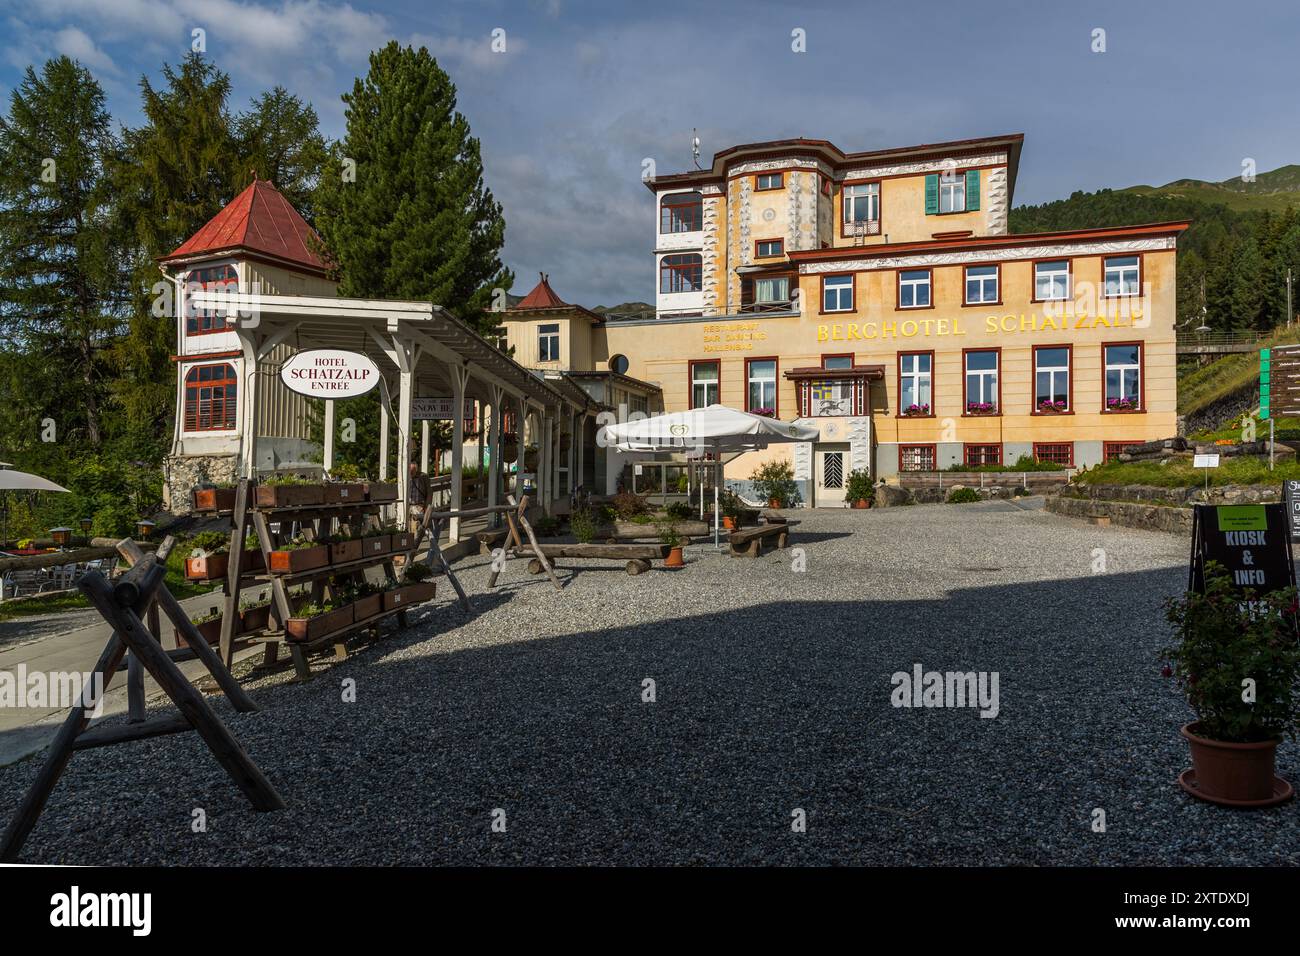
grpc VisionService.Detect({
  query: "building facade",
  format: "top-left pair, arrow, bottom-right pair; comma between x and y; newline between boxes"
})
516,133 -> 1186,505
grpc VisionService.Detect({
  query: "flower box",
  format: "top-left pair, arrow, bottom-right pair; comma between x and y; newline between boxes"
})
268,544 -> 330,574
389,532 -> 415,552
364,482 -> 398,502
256,483 -> 326,508
176,616 -> 223,649
361,534 -> 391,558
184,553 -> 229,581
285,605 -> 354,643
351,593 -> 382,622
1036,402 -> 1068,413
323,482 -> 366,504
902,404 -> 931,417
328,539 -> 363,564
382,581 -> 435,611
239,604 -> 271,634
965,403 -> 997,416
191,487 -> 236,512
1105,398 -> 1140,411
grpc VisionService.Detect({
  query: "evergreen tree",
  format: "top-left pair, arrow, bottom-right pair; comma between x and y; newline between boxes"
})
1230,236 -> 1265,330
0,56 -> 125,457
233,87 -> 328,221
315,42 -> 512,331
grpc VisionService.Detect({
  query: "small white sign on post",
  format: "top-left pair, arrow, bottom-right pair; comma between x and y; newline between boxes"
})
1193,454 -> 1221,468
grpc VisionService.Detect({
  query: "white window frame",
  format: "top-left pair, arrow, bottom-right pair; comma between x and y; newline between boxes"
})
964,350 -> 998,409
691,361 -> 719,408
899,352 -> 932,410
898,269 -> 931,309
754,276 -> 789,304
747,359 -> 777,413
1034,346 -> 1071,410
1103,256 -> 1140,297
1034,260 -> 1071,301
1104,344 -> 1142,407
822,275 -> 853,313
939,174 -> 966,213
842,182 -> 879,225
538,323 -> 560,362
964,265 -> 998,305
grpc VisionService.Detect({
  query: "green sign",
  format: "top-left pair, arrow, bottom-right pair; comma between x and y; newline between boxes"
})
1216,504 -> 1268,532
1260,348 -> 1270,420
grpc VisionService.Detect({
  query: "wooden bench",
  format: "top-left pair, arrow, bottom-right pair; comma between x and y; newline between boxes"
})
728,522 -> 790,558
517,543 -> 670,576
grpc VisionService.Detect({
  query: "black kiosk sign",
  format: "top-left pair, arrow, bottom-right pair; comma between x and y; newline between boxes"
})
1283,480 -> 1300,542
1189,503 -> 1296,595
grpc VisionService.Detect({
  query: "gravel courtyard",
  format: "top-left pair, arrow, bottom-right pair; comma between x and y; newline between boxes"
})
2,501 -> 1296,866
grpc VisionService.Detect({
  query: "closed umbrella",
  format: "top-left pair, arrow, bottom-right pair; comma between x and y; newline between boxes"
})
599,405 -> 818,549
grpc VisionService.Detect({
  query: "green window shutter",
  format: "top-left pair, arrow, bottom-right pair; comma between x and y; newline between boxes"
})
924,174 -> 939,214
965,169 -> 980,211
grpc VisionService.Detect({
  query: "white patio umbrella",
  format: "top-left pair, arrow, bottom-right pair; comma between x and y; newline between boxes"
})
0,467 -> 71,547
598,405 -> 818,549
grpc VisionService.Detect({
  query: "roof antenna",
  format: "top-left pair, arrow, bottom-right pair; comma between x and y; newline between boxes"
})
692,129 -> 701,170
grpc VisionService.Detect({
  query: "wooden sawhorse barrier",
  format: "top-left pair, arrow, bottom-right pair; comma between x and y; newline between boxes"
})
0,540 -> 281,863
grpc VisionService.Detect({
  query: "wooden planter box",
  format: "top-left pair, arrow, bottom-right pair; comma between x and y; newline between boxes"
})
364,482 -> 398,502
382,581 -> 435,611
361,535 -> 391,558
351,593 -> 382,622
285,604 -> 354,643
255,484 -> 326,508
268,544 -> 330,574
328,539 -> 363,564
176,616 -> 222,649
191,487 -> 236,512
239,605 -> 271,633
389,532 -> 415,552
323,482 -> 366,504
187,548 -> 265,580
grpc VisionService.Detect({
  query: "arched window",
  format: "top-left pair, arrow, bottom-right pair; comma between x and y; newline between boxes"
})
660,192 -> 703,233
185,264 -> 238,334
660,254 -> 702,294
184,363 -> 238,431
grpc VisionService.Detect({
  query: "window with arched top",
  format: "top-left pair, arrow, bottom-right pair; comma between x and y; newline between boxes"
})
183,363 -> 238,431
185,264 -> 238,334
660,192 -> 703,233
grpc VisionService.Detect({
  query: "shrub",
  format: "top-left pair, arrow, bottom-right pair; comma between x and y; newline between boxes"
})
188,531 -> 229,555
570,507 -> 598,543
844,469 -> 875,503
665,501 -> 694,520
655,520 -> 683,548
946,488 -> 981,504
328,462 -> 365,482
611,492 -> 650,519
403,562 -> 435,583
1162,563 -> 1300,742
750,460 -> 801,507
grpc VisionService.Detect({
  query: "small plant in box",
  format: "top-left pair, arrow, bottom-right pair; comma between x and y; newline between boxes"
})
257,472 -> 326,508
384,561 -> 436,610
1161,564 -> 1300,806
184,531 -> 231,581
360,523 -> 392,557
180,606 -> 223,648
656,520 -> 685,568
237,595 -> 272,633
268,535 -> 330,574
286,598 -> 353,643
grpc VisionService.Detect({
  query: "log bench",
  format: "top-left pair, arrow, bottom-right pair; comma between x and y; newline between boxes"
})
517,542 -> 670,576
728,522 -> 790,558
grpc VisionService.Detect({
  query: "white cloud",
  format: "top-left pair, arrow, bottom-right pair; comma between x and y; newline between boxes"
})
51,26 -> 119,74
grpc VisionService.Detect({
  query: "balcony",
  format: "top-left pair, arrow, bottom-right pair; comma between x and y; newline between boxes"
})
784,364 -> 886,418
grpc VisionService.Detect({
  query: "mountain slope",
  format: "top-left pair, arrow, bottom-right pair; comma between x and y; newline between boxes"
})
1121,164 -> 1300,214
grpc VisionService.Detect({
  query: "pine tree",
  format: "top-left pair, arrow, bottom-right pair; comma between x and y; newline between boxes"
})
0,56 -> 125,456
233,87 -> 328,222
1230,236 -> 1266,330
315,42 -> 512,331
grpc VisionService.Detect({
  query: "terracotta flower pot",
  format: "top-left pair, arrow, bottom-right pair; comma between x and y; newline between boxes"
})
722,516 -> 737,531
768,499 -> 781,510
191,487 -> 236,512
664,546 -> 685,568
268,545 -> 330,574
184,553 -> 229,581
1178,722 -> 1293,807
851,499 -> 872,509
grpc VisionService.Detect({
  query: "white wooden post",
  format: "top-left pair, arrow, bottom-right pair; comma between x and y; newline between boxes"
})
378,391 -> 390,482
516,396 -> 527,501
449,363 -> 468,542
421,420 -> 430,475
397,366 -> 413,528
322,399 -> 335,472
488,386 -> 503,520
541,413 -> 552,516
237,328 -> 260,479
576,411 -> 585,495
476,400 -> 485,499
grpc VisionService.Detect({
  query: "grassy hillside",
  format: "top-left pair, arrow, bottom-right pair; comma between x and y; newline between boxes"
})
1177,328 -> 1300,423
1123,165 -> 1300,215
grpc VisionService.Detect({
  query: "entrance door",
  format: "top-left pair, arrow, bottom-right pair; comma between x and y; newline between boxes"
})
814,443 -> 849,508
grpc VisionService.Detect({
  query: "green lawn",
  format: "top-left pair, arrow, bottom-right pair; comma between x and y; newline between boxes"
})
1177,329 -> 1300,419
1077,455 -> 1300,488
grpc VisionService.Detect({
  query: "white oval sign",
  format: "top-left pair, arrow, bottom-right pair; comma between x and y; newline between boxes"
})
280,348 -> 380,399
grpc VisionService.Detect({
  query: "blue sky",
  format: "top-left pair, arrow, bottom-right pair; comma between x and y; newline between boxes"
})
2,0 -> 1297,305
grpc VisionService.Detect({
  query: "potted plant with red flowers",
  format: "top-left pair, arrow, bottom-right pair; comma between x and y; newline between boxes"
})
965,401 -> 996,416
1106,396 -> 1139,411
1161,563 -> 1300,807
844,469 -> 875,509
750,406 -> 775,418
1037,399 -> 1068,413
902,403 -> 930,417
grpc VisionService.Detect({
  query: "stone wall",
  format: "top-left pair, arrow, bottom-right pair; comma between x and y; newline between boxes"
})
164,453 -> 238,515
1046,494 -> 1193,535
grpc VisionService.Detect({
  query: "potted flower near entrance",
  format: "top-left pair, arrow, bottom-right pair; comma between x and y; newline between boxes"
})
845,469 -> 875,509
657,520 -> 685,568
750,460 -> 800,510
1161,563 -> 1300,807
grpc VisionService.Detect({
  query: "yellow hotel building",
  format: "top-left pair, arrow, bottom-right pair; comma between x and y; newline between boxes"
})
505,132 -> 1187,505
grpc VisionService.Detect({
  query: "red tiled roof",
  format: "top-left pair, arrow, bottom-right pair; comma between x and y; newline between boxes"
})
160,178 -> 329,275
513,273 -> 569,310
